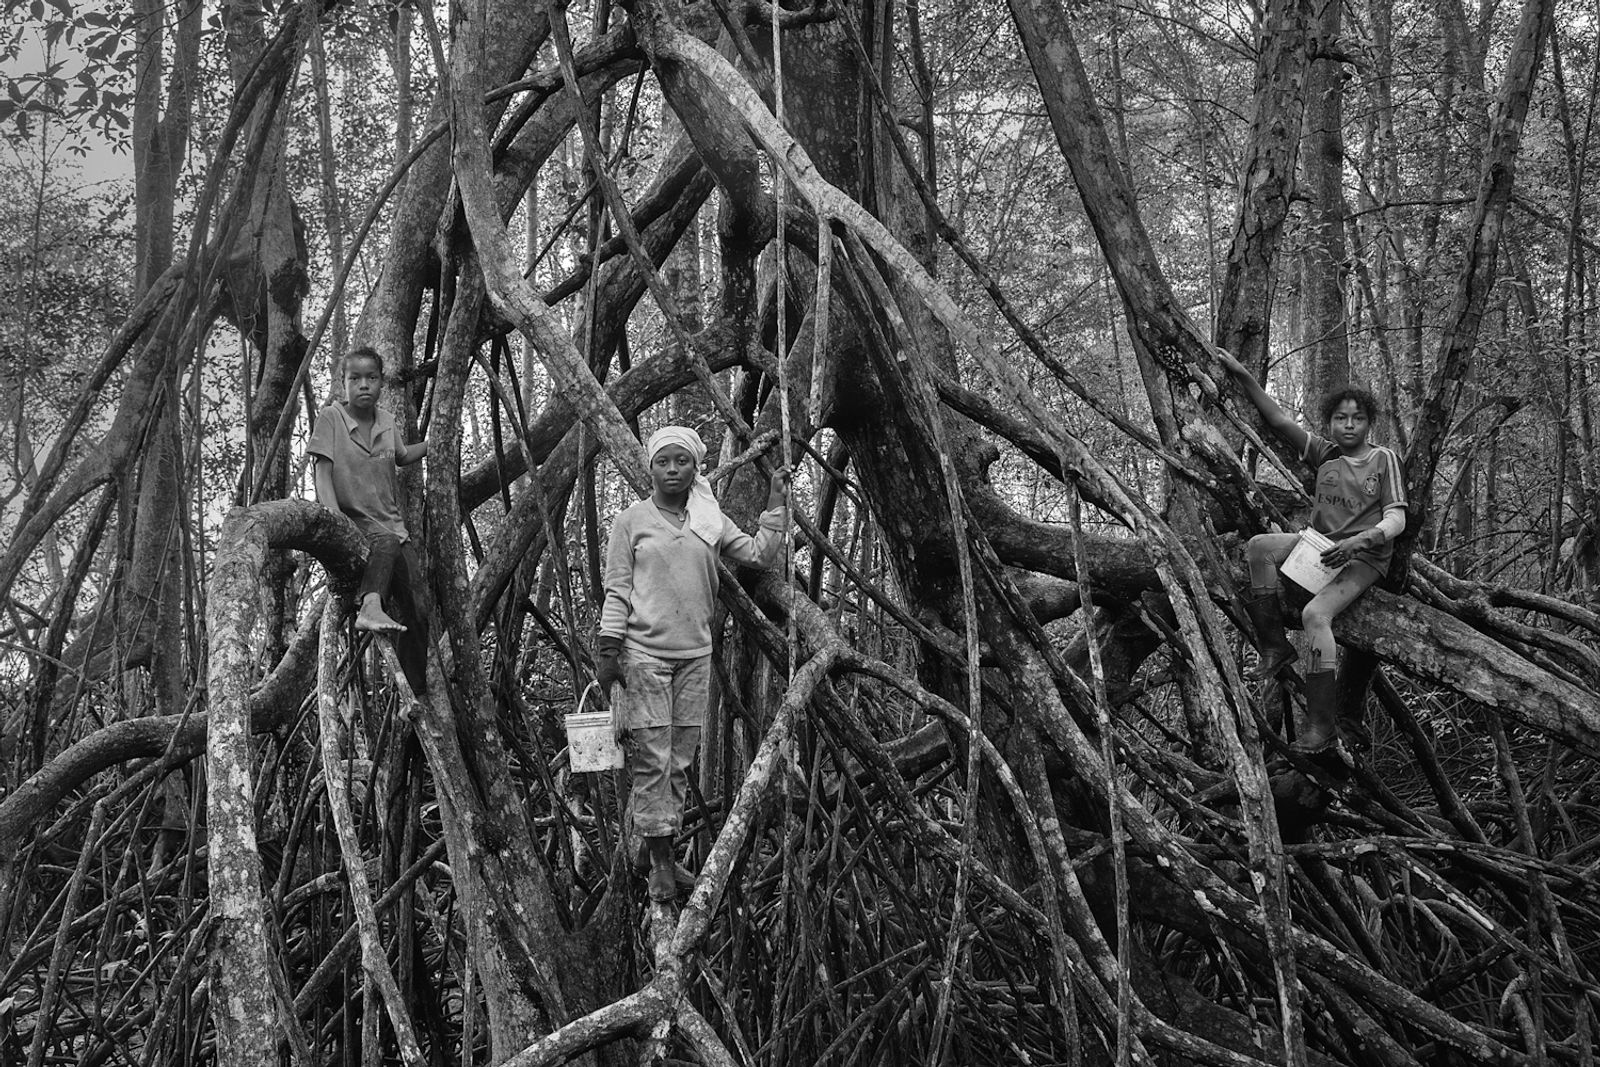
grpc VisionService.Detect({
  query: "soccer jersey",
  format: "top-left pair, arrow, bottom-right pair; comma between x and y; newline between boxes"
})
1303,434 -> 1407,575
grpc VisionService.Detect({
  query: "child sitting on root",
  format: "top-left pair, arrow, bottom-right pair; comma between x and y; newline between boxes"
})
1217,351 -> 1407,751
596,426 -> 790,902
309,346 -> 431,694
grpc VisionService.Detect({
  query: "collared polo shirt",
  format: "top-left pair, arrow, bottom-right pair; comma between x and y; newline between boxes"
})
308,402 -> 409,540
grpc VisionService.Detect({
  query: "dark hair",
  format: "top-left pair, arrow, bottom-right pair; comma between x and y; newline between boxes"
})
1319,386 -> 1379,426
340,346 -> 385,376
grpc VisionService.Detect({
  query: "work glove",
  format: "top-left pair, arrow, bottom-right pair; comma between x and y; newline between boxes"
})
1320,529 -> 1380,568
596,635 -> 625,701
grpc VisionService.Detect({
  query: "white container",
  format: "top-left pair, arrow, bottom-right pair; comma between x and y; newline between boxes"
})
1280,528 -> 1341,594
565,682 -> 624,772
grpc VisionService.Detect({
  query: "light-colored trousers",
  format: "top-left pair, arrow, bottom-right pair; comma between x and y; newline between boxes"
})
618,650 -> 711,837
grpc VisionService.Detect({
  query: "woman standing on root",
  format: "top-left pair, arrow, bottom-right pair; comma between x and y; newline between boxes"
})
595,426 -> 790,902
1217,352 -> 1408,751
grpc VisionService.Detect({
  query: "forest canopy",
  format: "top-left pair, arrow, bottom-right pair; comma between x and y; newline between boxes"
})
2,0 -> 1599,1064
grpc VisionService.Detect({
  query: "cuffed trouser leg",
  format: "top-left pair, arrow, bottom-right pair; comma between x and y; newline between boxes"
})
666,722 -> 702,831
628,726 -> 676,837
619,652 -> 710,838
389,542 -> 429,693
358,533 -> 403,599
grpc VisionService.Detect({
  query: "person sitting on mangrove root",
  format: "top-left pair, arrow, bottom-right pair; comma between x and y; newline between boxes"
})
595,426 -> 790,902
1216,350 -> 1407,752
310,346 -> 431,694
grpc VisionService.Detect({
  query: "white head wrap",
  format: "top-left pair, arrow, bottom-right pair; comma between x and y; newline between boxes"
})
647,426 -> 723,545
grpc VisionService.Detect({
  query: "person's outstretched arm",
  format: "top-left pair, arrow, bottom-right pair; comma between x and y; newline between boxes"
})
1216,350 -> 1311,457
719,467 -> 792,567
398,439 -> 429,466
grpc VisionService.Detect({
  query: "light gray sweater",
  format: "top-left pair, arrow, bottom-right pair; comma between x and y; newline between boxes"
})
600,499 -> 788,658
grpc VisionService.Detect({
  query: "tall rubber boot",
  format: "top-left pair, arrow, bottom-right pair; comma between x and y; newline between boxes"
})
1243,589 -> 1298,680
1294,670 -> 1340,752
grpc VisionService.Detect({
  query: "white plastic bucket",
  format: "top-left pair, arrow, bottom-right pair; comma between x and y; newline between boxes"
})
565,682 -> 624,772
1280,528 -> 1340,593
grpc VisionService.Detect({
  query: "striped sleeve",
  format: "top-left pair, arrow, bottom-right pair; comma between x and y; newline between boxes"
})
1302,432 -> 1336,473
1377,446 -> 1408,508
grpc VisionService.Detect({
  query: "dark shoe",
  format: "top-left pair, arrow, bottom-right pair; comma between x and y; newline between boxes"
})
1293,670 -> 1340,752
641,834 -> 683,903
632,842 -> 694,888
647,863 -> 679,902
1243,590 -> 1298,680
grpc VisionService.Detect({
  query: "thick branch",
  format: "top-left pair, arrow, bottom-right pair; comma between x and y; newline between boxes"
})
0,591 -> 327,855
1337,589 -> 1600,757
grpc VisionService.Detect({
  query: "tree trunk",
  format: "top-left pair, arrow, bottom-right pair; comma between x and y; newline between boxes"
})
1215,0 -> 1311,380
1300,0 -> 1351,404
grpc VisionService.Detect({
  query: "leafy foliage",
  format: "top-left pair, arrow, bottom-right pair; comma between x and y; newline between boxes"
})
1,0 -> 136,147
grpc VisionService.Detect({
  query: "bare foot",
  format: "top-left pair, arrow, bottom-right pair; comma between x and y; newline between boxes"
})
355,596 -> 406,633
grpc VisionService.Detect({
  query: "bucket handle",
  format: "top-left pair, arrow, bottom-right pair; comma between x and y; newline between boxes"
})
576,679 -> 627,746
